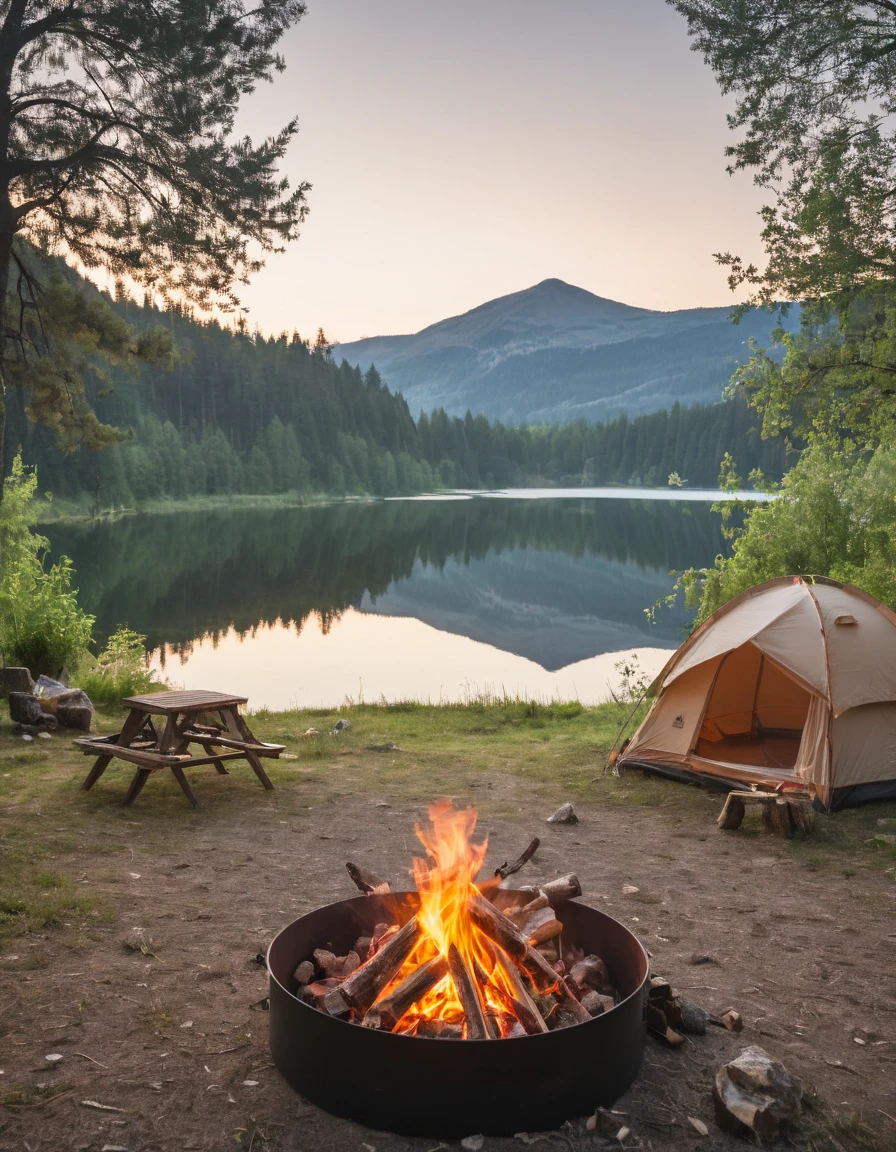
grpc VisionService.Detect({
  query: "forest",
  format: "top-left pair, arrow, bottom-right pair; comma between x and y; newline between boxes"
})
3,279 -> 786,511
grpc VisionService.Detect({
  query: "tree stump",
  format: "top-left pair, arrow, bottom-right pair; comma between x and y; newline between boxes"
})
787,799 -> 816,834
761,798 -> 793,838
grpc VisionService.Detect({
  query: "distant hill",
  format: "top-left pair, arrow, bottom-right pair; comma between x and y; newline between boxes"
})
334,278 -> 793,424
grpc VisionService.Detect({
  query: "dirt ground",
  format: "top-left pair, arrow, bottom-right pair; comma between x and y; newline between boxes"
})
1,710 -> 896,1152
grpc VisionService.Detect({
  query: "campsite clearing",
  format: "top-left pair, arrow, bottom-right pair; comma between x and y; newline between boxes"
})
1,700 -> 895,1152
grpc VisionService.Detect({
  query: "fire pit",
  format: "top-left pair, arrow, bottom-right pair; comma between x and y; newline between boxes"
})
267,805 -> 649,1136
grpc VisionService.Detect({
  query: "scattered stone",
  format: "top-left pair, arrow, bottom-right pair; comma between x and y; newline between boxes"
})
461,1138 -> 484,1152
0,667 -> 35,698
301,728 -> 319,737
690,952 -> 718,966
8,691 -> 45,727
20,733 -> 34,742
868,834 -> 896,845
122,928 -> 155,957
713,1045 -> 802,1139
332,718 -> 351,733
546,803 -> 577,824
679,1000 -> 710,1035
720,1008 -> 744,1033
688,1116 -> 709,1136
45,1053 -> 64,1063
616,1127 -> 631,1142
621,884 -> 639,895
37,731 -> 53,740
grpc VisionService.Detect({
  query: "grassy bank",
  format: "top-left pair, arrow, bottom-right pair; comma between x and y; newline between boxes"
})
3,698 -> 895,948
30,489 -> 378,525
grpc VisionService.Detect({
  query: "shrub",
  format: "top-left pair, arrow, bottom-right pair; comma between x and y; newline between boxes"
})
0,456 -> 94,677
77,626 -> 165,703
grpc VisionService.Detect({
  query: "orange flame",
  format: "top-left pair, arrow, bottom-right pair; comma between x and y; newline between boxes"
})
386,801 -> 527,1037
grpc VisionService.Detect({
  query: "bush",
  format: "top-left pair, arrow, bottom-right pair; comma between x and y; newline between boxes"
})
0,456 -> 94,677
77,626 -> 165,703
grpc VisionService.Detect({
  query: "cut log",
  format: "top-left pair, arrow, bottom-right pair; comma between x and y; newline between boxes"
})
416,1019 -> 463,1039
292,960 -> 315,986
528,917 -> 563,945
718,794 -> 747,831
518,873 -> 582,906
494,836 -> 540,880
362,955 -> 448,1032
345,862 -> 392,895
469,894 -> 590,1023
323,916 -> 421,1018
447,945 -> 490,1040
569,955 -> 611,994
517,904 -> 555,935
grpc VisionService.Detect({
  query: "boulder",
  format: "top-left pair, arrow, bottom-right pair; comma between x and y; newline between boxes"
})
57,701 -> 94,732
714,1045 -> 802,1139
8,691 -> 46,727
546,803 -> 578,824
0,667 -> 35,699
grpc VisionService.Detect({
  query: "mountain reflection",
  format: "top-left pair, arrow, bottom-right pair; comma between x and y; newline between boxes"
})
45,497 -> 725,668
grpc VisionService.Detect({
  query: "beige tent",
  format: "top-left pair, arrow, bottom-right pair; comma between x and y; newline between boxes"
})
618,576 -> 896,810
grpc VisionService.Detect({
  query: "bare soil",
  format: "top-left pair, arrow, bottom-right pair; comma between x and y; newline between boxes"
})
1,721 -> 895,1152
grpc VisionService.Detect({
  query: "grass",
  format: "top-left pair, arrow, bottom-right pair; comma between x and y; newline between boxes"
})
1,697 -> 895,950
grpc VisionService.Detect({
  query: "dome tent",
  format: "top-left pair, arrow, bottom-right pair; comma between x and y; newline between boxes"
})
618,576 -> 896,811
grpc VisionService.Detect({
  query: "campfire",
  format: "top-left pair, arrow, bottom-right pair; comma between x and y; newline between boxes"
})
292,802 -> 619,1038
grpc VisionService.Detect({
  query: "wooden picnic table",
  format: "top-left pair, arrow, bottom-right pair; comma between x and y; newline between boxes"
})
75,689 -> 284,808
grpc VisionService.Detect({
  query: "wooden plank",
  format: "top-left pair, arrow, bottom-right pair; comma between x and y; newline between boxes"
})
121,690 -> 248,713
73,742 -> 183,769
181,730 -> 284,756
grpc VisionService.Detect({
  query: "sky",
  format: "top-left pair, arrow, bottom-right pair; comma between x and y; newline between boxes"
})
235,0 -> 768,343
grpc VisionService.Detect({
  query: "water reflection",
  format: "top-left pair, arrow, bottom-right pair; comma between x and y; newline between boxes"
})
45,496 -> 726,708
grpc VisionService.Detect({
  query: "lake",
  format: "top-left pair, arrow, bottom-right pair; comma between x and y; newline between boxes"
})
44,489 -> 766,710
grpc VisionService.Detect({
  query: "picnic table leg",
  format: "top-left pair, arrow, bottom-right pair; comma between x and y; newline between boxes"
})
82,754 -> 112,792
81,707 -> 148,793
170,764 -> 200,808
122,768 -> 152,807
244,748 -> 275,791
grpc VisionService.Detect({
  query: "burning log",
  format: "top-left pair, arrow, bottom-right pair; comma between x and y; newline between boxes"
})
346,862 -> 392,895
494,836 -> 540,880
493,950 -> 549,1035
527,917 -> 563,946
323,916 -> 422,1018
362,956 -> 449,1032
469,894 -> 590,1024
447,945 -> 490,1040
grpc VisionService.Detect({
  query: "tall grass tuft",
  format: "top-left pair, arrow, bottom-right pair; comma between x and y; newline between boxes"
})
77,626 -> 166,703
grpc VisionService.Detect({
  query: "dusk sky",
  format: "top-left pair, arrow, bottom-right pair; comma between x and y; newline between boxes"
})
237,0 -> 768,343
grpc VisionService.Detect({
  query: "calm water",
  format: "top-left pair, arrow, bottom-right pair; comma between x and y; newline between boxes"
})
44,491 -> 756,709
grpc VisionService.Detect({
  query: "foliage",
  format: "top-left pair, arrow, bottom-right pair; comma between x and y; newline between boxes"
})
668,0 -> 896,304
0,0 -> 308,485
729,284 -> 896,443
0,453 -> 93,675
77,627 -> 165,704
1,0 -> 308,312
609,654 -> 651,705
658,440 -> 896,626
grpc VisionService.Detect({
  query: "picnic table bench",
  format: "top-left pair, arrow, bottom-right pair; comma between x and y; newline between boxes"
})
75,689 -> 284,808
